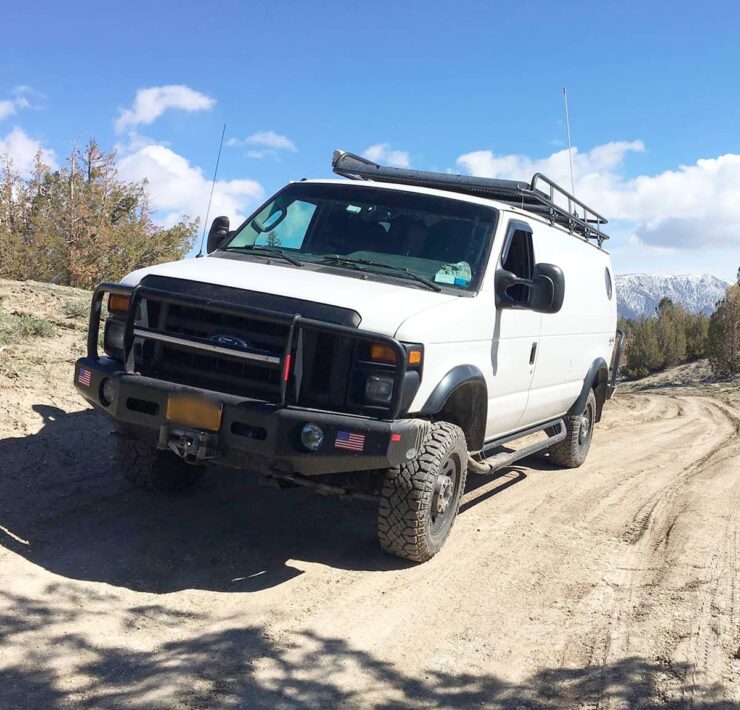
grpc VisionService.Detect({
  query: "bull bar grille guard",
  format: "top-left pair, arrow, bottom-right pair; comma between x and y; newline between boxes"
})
87,282 -> 409,419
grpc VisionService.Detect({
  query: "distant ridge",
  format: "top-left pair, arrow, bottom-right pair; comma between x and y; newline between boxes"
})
615,273 -> 730,319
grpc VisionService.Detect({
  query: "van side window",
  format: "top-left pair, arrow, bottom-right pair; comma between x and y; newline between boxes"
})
501,228 -> 534,303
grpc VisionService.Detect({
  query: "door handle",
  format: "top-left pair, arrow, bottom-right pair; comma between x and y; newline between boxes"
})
529,341 -> 537,365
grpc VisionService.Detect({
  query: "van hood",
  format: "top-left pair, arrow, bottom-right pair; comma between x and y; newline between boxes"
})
121,256 -> 457,335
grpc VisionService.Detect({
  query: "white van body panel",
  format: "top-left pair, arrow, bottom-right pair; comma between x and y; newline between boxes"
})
396,208 -> 616,440
527,217 -> 617,425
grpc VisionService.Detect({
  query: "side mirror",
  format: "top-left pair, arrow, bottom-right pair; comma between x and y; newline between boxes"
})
495,268 -> 532,310
207,216 -> 230,253
495,263 -> 565,314
529,263 -> 565,314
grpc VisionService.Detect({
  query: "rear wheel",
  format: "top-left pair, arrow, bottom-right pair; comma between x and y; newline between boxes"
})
116,433 -> 204,492
377,422 -> 467,563
548,389 -> 596,468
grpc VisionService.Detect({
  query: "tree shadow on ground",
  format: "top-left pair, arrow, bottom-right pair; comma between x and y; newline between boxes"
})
0,588 -> 736,709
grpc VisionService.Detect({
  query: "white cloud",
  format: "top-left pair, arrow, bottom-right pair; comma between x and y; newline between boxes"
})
118,143 -> 264,228
0,85 -> 42,121
456,141 -> 645,189
244,149 -> 277,159
362,143 -> 411,168
456,142 -> 740,251
0,101 -> 15,121
227,130 -> 297,159
115,85 -> 215,133
0,126 -> 57,174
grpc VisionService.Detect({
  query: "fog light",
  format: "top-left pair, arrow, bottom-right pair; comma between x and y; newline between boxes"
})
300,423 -> 324,451
100,377 -> 115,407
365,374 -> 394,403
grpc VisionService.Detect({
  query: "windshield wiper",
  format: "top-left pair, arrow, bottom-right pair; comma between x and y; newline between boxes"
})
223,245 -> 303,267
316,255 -> 441,292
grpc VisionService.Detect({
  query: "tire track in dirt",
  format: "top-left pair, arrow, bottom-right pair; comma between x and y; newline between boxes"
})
556,393 -> 739,707
248,392 -> 738,707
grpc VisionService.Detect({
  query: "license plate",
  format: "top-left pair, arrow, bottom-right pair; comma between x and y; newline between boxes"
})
166,395 -> 222,432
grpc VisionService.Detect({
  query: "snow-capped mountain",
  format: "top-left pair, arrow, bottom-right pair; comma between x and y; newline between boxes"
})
616,273 -> 730,319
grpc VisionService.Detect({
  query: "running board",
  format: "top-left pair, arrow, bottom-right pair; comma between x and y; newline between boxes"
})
468,418 -> 567,475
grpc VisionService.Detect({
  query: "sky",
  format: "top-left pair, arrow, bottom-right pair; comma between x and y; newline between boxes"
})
1,0 -> 739,281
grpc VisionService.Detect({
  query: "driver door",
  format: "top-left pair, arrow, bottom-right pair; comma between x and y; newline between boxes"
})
485,221 -> 541,438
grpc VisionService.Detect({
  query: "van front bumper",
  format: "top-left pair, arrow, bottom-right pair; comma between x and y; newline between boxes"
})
74,357 -> 426,476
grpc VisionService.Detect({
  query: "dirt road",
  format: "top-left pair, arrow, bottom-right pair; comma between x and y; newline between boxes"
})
1,282 -> 739,708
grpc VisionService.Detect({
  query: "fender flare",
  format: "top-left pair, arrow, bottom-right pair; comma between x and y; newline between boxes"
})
420,364 -> 488,450
569,358 -> 609,422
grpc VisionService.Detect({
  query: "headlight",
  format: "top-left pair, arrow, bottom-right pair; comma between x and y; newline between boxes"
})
365,374 -> 394,403
103,318 -> 126,361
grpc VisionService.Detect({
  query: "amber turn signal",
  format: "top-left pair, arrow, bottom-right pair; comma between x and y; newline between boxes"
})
370,343 -> 397,364
108,293 -> 131,313
408,350 -> 422,365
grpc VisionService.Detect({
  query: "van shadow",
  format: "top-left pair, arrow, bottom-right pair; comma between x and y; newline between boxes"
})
0,405 -> 408,595
460,446 -> 558,514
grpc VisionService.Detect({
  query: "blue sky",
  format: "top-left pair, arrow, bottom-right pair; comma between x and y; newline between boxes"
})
2,0 -> 739,281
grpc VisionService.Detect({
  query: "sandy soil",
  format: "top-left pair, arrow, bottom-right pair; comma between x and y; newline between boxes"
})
1,280 -> 739,708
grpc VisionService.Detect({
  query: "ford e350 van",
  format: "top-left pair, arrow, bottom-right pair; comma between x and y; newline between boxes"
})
75,150 -> 622,562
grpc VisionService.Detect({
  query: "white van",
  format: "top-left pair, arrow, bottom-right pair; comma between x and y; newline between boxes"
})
75,150 -> 621,562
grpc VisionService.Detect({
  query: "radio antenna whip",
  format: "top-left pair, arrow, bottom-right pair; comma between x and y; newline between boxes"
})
562,87 -> 576,201
198,121 -> 227,257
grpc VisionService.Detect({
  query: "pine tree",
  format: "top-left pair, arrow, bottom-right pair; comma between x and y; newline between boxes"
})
655,297 -> 687,367
707,284 -> 740,377
0,139 -> 197,289
624,318 -> 664,378
685,313 -> 709,360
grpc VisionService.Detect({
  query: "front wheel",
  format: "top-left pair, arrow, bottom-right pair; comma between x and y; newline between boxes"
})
548,389 -> 596,468
377,422 -> 468,563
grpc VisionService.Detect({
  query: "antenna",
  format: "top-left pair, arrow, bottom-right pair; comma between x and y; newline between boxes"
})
197,121 -> 227,257
562,87 -> 576,202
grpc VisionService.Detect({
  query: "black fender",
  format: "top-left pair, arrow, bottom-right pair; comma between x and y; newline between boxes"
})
420,365 -> 488,450
569,358 -> 609,422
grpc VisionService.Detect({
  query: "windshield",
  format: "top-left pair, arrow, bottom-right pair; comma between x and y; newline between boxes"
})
223,182 -> 498,291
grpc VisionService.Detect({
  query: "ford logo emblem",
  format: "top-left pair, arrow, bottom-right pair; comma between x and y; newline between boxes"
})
210,334 -> 249,349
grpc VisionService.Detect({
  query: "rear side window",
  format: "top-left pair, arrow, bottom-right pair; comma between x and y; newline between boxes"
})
501,227 -> 534,303
605,267 -> 613,299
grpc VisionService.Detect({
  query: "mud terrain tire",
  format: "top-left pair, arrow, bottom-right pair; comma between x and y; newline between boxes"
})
378,422 -> 467,563
548,389 -> 596,468
116,434 -> 203,492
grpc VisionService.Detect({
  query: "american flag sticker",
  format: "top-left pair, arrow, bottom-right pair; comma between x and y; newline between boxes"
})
77,367 -> 92,387
334,429 -> 365,452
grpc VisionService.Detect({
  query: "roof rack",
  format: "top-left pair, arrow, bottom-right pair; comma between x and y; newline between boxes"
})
331,150 -> 610,245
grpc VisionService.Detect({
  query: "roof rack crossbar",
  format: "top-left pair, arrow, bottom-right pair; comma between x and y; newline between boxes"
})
331,150 -> 610,245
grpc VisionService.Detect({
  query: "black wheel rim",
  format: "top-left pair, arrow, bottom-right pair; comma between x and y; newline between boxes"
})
430,455 -> 461,537
578,403 -> 593,447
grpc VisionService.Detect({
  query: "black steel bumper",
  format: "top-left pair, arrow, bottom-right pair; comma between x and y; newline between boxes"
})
74,356 -> 426,476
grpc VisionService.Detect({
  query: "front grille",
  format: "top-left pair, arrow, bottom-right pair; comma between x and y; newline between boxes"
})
164,303 -> 288,354
122,276 -> 403,417
135,298 -> 290,402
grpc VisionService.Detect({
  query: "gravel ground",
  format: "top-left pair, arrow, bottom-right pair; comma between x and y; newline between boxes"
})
1,279 -> 738,708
